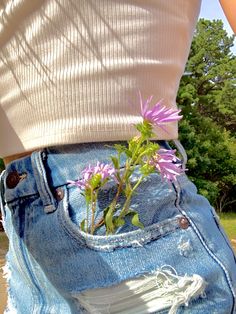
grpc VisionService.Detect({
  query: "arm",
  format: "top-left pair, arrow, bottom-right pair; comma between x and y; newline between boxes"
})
219,0 -> 236,34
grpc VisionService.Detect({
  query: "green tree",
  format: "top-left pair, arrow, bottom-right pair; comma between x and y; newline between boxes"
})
177,19 -> 236,212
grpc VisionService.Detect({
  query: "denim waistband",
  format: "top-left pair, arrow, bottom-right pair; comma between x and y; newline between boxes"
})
2,141 -> 188,206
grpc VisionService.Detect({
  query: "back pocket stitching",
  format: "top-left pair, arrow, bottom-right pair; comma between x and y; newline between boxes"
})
58,187 -> 183,252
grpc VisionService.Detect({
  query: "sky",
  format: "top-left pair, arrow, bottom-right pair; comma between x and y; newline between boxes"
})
199,1 -> 236,54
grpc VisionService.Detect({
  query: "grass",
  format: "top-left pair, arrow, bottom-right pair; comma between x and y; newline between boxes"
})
219,212 -> 236,239
219,212 -> 236,252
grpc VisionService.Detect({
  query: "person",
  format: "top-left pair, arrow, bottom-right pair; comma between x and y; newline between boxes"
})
0,0 -> 236,313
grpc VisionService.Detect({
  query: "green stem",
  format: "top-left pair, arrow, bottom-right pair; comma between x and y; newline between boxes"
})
93,181 -> 124,233
132,138 -> 157,166
119,175 -> 144,218
129,137 -> 144,166
91,136 -> 147,234
86,199 -> 89,233
90,189 -> 97,235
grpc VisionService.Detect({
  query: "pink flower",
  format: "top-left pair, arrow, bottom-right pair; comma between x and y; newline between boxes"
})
150,149 -> 184,182
93,162 -> 116,179
69,165 -> 95,189
68,162 -> 116,190
139,91 -> 182,132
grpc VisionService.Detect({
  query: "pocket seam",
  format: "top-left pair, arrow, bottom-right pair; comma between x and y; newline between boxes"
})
57,187 -> 183,252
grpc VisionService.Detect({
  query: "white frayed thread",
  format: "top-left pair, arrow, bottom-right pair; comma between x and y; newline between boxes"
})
177,237 -> 193,257
2,263 -> 11,280
155,266 -> 207,314
0,207 -> 6,229
74,265 -> 206,314
130,240 -> 143,247
2,262 -> 18,314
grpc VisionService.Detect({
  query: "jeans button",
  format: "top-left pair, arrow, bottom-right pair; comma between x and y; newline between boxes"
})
6,171 -> 20,189
179,217 -> 190,229
54,188 -> 64,201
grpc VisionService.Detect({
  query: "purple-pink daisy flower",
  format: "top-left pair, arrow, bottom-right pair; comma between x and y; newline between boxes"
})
139,91 -> 182,132
68,162 -> 116,190
150,149 -> 184,182
93,162 -> 116,179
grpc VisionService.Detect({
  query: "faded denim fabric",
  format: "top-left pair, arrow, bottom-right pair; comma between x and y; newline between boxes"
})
0,142 -> 236,314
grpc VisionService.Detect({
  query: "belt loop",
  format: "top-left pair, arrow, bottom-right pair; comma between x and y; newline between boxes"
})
0,170 -> 6,225
31,151 -> 56,214
173,140 -> 188,171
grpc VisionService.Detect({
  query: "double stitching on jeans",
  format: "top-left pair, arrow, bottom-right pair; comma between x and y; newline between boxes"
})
31,151 -> 57,213
173,176 -> 236,313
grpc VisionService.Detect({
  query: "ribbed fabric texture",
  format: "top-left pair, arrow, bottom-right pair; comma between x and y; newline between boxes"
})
0,0 -> 201,157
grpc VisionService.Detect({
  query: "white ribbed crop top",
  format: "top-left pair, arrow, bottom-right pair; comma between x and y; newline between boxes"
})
0,0 -> 201,157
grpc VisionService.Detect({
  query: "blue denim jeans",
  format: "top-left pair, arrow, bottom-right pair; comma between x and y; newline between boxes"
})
0,142 -> 236,314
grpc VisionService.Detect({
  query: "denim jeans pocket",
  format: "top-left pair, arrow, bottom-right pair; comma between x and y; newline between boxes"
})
57,167 -> 184,251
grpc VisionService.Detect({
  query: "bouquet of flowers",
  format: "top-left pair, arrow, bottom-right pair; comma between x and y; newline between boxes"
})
68,92 -> 183,235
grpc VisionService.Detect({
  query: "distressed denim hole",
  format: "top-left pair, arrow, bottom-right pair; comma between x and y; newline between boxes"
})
73,266 -> 206,314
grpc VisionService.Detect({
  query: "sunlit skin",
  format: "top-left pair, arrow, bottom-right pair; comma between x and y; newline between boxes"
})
219,0 -> 236,34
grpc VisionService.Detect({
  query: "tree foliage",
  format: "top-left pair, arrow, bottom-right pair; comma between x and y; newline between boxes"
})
177,19 -> 236,212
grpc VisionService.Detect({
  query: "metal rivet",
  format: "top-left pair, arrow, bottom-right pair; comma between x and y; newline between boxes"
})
6,171 -> 20,189
54,188 -> 64,201
179,217 -> 190,229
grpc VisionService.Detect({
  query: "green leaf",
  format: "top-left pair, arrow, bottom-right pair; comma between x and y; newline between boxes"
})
113,217 -> 125,227
80,219 -> 86,232
128,137 -> 140,154
114,144 -> 127,154
124,149 -> 132,158
111,156 -> 119,169
126,210 -> 144,229
135,121 -> 153,138
135,123 -> 144,133
131,212 -> 144,229
140,164 -> 155,176
143,142 -> 160,157
104,206 -> 115,234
